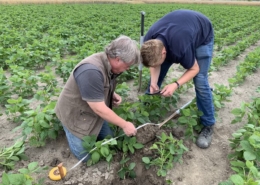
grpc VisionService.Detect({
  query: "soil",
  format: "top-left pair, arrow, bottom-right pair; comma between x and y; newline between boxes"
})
1,38 -> 260,185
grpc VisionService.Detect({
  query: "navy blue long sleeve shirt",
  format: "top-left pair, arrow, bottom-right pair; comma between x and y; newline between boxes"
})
144,9 -> 214,69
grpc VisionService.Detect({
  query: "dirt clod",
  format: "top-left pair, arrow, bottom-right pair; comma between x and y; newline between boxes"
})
136,124 -> 159,144
50,158 -> 61,167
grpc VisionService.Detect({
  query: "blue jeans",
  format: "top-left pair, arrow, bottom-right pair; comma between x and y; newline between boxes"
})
63,121 -> 114,162
146,38 -> 215,126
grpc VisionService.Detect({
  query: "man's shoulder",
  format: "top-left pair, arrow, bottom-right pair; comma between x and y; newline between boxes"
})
74,63 -> 102,79
78,63 -> 99,70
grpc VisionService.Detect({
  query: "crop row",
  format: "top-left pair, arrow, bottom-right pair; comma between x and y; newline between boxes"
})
1,3 -> 260,185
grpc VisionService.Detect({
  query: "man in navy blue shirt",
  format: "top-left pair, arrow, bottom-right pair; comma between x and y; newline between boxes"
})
141,9 -> 215,149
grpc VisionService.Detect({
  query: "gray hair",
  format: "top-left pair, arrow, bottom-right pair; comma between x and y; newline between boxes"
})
105,35 -> 140,65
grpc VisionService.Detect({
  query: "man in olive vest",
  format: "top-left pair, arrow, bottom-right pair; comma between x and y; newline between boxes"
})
55,35 -> 140,161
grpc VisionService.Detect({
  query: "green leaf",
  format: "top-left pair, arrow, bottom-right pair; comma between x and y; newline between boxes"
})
231,167 -> 240,173
24,110 -> 36,116
109,139 -> 117,145
25,180 -> 32,185
120,157 -> 130,165
231,108 -> 243,115
7,98 -> 18,104
16,147 -> 25,155
236,129 -> 246,133
118,169 -> 126,179
215,101 -> 222,108
230,160 -> 245,168
249,165 -> 258,178
245,124 -> 254,129
14,141 -> 24,148
142,111 -> 149,117
37,112 -> 45,121
133,143 -> 144,149
137,117 -> 146,123
44,115 -> 52,121
241,140 -> 254,153
3,162 -> 14,170
91,151 -> 100,163
106,153 -> 112,163
150,143 -> 158,150
122,144 -> 128,153
8,174 -> 26,184
24,127 -> 32,135
232,133 -> 242,138
230,174 -> 244,185
158,169 -> 167,177
178,116 -> 188,124
9,156 -> 20,161
18,154 -> 28,161
161,132 -> 167,143
249,134 -> 260,146
100,147 -> 109,157
48,130 -> 57,139
129,145 -> 134,154
129,137 -> 136,144
245,160 -> 254,168
28,162 -> 38,171
18,168 -> 30,174
243,151 -> 256,160
1,173 -> 10,185
142,157 -> 150,164
39,120 -> 50,128
169,144 -> 175,154
182,109 -> 190,116
129,170 -> 136,178
87,159 -> 92,166
190,118 -> 197,126
128,162 -> 136,170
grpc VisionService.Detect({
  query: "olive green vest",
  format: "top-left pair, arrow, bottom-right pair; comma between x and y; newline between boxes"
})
55,52 -> 116,139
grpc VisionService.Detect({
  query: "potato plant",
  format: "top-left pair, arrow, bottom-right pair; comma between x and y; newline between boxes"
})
0,141 -> 27,171
0,162 -> 48,185
117,154 -> 136,180
15,101 -> 62,147
0,68 -> 11,106
81,135 -> 117,167
142,132 -> 188,177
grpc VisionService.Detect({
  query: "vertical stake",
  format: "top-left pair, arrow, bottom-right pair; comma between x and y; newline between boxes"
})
57,163 -> 65,179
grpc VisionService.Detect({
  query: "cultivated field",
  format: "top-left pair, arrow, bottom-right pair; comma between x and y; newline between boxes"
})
0,3 -> 260,185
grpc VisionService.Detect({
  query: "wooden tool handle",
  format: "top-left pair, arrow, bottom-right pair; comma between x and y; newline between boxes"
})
58,163 -> 65,179
159,99 -> 194,128
159,111 -> 179,128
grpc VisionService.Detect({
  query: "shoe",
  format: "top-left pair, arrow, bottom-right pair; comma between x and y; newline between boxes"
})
196,126 -> 213,149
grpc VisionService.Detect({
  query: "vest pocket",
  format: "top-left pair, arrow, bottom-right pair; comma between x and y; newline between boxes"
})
73,110 -> 97,133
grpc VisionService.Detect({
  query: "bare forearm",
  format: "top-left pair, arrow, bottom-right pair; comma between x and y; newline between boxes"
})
176,60 -> 199,86
150,66 -> 161,84
177,69 -> 198,85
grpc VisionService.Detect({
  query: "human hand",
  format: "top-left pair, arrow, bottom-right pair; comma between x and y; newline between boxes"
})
122,121 -> 137,137
150,83 -> 160,94
113,92 -> 122,106
160,83 -> 178,97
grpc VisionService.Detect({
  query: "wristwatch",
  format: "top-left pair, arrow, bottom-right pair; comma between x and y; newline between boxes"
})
174,81 -> 180,89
